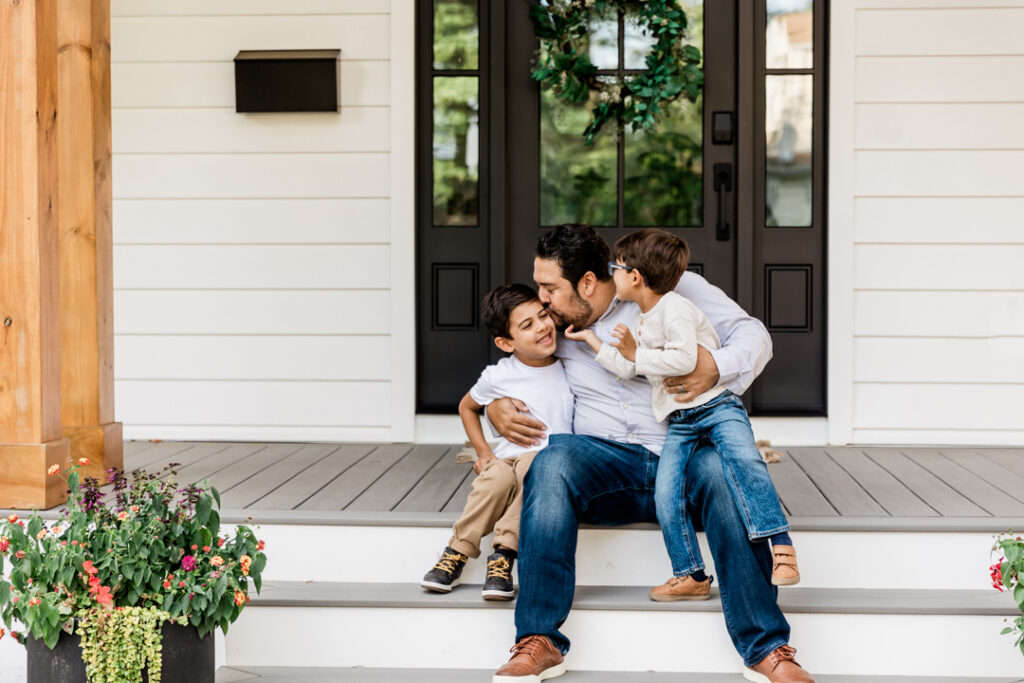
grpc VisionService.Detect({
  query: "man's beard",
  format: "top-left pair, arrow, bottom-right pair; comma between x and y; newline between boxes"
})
547,292 -> 592,332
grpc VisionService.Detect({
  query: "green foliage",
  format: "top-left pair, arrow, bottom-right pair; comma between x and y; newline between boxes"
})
1,461 -> 268,679
77,607 -> 181,683
990,531 -> 1024,657
531,0 -> 704,144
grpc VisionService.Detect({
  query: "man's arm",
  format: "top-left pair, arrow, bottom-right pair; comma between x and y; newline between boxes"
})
669,272 -> 773,400
485,398 -> 546,448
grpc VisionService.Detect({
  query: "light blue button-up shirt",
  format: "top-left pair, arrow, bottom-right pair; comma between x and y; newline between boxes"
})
557,271 -> 772,455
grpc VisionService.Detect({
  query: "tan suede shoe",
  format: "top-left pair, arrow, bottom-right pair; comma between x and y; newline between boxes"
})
492,635 -> 566,682
648,574 -> 712,602
743,645 -> 815,683
771,545 -> 801,586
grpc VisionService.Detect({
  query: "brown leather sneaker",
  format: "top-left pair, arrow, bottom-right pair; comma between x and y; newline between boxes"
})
743,645 -> 815,683
648,574 -> 712,602
771,545 -> 801,586
492,635 -> 566,682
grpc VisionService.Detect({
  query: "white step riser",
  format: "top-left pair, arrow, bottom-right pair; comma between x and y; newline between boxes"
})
224,607 -> 1024,678
248,524 -> 998,590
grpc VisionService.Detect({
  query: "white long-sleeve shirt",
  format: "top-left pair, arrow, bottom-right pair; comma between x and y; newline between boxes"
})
594,291 -> 726,421
557,271 -> 772,455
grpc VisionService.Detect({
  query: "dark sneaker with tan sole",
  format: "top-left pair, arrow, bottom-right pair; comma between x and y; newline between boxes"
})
648,574 -> 713,601
420,547 -> 468,593
743,645 -> 815,683
482,551 -> 516,600
493,635 -> 565,683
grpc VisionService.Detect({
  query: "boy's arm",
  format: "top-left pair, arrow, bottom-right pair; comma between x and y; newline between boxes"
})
594,342 -> 639,378
633,307 -> 700,377
459,392 -> 497,474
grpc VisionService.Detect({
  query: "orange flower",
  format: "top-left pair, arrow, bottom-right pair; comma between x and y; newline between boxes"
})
239,555 -> 252,576
0,628 -> 4,640
233,590 -> 246,606
77,457 -> 90,466
47,465 -> 60,476
117,511 -> 129,521
6,514 -> 17,523
209,556 -> 224,567
202,545 -> 210,552
217,538 -> 225,547
35,529 -> 47,540
162,580 -> 172,589
82,560 -> 98,575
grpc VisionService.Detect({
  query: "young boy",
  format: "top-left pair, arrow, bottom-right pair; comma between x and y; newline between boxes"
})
565,228 -> 798,601
420,283 -> 574,600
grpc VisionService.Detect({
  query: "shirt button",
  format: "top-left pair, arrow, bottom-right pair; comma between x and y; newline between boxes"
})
622,403 -> 629,409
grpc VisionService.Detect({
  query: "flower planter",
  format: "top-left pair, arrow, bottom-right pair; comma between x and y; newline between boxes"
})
26,622 -> 214,683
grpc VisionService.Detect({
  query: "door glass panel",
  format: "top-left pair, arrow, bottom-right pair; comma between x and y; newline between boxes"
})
766,0 -> 813,69
540,88 -> 618,227
586,5 -> 620,69
765,74 -> 812,227
433,76 -> 480,226
624,95 -> 703,226
626,0 -> 703,69
433,0 -> 479,70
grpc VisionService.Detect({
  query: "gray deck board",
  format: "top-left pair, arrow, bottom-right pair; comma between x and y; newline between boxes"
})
128,441 -> 218,471
786,447 -> 888,517
215,443 -> 323,509
394,447 -> 472,512
300,444 -> 415,511
936,449 -> 1024,506
442,467 -> 477,514
902,449 -> 1024,516
862,448 -> 988,517
979,448 -> 1024,479
168,443 -> 267,486
348,445 -> 450,511
768,457 -> 837,516
823,447 -> 937,517
251,444 -> 375,510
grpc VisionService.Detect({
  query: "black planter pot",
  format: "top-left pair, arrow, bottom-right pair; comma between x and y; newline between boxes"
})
26,622 -> 214,683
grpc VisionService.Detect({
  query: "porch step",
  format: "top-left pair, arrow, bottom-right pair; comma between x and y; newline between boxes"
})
223,581 -> 1024,678
215,666 -> 1022,682
248,515 -> 1003,590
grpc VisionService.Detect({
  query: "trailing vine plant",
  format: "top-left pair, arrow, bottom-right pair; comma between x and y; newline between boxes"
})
77,606 -> 182,683
531,0 -> 703,144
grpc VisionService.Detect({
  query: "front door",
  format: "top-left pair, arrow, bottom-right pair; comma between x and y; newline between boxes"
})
417,0 -> 826,415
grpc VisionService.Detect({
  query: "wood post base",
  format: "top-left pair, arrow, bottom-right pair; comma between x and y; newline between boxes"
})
0,439 -> 72,510
62,422 -> 123,482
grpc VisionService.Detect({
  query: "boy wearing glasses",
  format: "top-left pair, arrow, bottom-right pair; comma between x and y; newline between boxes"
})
421,284 -> 574,601
565,228 -> 798,600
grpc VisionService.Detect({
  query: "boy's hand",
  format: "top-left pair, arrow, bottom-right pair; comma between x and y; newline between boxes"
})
665,345 -> 720,402
473,452 -> 497,475
611,323 -> 637,361
486,397 -> 546,448
564,325 -> 602,354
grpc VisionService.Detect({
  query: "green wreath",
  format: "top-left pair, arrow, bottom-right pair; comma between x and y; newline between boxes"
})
531,0 -> 703,144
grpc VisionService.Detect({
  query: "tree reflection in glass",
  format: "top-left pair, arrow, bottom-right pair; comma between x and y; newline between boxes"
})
433,76 -> 479,226
433,0 -> 478,70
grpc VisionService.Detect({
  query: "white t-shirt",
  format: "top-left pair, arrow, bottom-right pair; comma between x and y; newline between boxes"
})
469,356 -> 574,459
595,291 -> 725,422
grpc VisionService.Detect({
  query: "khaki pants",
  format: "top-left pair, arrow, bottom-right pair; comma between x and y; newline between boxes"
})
449,451 -> 537,558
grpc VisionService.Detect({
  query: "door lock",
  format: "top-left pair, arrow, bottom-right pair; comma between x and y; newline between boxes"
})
713,163 -> 732,241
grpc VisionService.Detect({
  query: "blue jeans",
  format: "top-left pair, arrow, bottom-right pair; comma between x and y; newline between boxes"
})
515,434 -> 791,667
658,391 -> 791,576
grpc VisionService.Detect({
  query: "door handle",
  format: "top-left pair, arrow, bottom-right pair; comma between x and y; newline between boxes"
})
713,163 -> 732,241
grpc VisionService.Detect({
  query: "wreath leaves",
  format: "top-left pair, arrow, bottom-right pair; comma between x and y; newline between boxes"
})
531,0 -> 704,144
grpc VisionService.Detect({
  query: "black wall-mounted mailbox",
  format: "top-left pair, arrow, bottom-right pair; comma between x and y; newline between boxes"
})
234,50 -> 341,113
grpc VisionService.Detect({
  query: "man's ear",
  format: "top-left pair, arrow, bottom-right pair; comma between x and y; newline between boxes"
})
494,336 -> 515,354
577,271 -> 597,298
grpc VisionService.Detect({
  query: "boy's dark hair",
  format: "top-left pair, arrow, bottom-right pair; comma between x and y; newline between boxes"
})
535,223 -> 612,288
481,283 -> 540,339
613,228 -> 690,295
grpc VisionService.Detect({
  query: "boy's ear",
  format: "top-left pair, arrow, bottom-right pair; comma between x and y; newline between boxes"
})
494,336 -> 515,354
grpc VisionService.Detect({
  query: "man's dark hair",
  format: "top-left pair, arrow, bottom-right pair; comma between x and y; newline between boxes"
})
613,228 -> 690,295
481,283 -> 540,339
535,223 -> 612,288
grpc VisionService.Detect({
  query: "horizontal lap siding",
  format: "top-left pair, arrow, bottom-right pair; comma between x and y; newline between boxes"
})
110,1 -> 399,440
851,2 -> 1024,443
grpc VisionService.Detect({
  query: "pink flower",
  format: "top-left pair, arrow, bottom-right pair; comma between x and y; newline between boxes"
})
6,514 -> 17,523
117,511 -> 128,521
14,551 -> 25,560
162,580 -> 172,589
181,555 -> 197,572
47,465 -> 60,476
77,458 -> 90,466
0,537 -> 9,553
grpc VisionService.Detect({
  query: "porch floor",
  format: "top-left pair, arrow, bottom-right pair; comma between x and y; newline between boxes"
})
123,441 -> 1024,531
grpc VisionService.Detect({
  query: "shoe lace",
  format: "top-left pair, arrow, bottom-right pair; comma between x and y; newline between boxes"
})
486,556 -> 511,580
509,635 -> 548,662
768,645 -> 798,670
432,551 -> 466,575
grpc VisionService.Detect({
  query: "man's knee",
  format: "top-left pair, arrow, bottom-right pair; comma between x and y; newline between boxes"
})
524,439 -> 577,493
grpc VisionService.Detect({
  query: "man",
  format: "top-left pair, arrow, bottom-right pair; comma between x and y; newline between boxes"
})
487,225 -> 814,683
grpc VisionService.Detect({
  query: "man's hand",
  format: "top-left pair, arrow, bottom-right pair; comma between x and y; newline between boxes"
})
473,452 -> 497,475
664,345 -> 720,402
485,397 -> 547,448
611,323 -> 637,361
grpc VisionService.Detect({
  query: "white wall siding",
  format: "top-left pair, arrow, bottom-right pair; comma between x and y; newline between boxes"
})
842,0 -> 1024,444
111,0 -> 411,441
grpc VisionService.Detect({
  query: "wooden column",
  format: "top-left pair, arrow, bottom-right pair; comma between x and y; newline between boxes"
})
0,0 -> 70,509
57,0 -> 122,482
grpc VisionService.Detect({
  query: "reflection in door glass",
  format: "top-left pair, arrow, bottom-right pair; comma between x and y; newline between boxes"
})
625,95 -> 703,227
540,88 -> 618,227
433,77 -> 480,226
766,0 -> 813,69
765,75 -> 812,227
433,0 -> 479,70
